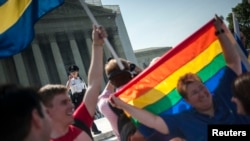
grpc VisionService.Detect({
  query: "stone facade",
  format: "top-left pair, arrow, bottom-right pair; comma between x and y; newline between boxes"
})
134,47 -> 172,69
0,0 -> 136,88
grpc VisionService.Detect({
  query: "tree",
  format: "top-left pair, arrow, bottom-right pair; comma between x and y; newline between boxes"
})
226,0 -> 250,48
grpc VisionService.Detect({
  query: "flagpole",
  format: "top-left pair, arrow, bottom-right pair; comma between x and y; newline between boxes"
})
232,12 -> 240,37
79,0 -> 125,70
231,13 -> 250,71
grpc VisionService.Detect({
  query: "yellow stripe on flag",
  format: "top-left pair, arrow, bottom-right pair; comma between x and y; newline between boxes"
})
0,0 -> 31,33
127,40 -> 222,108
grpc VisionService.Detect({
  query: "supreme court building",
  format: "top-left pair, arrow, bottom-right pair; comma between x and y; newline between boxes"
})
0,0 -> 137,87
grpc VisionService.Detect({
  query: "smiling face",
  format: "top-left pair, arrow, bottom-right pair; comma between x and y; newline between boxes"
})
185,81 -> 213,112
47,93 -> 75,126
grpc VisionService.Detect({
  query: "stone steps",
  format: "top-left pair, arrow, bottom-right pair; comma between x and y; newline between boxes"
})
92,117 -> 118,141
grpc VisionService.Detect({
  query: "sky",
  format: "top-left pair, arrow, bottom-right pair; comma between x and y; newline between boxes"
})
101,0 -> 242,50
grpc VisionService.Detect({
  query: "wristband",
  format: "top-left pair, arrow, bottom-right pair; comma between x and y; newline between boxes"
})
215,29 -> 225,36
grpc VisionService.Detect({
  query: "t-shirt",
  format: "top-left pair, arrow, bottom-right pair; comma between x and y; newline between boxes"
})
74,102 -> 93,128
67,77 -> 87,94
50,125 -> 81,141
98,89 -> 120,139
140,67 -> 250,141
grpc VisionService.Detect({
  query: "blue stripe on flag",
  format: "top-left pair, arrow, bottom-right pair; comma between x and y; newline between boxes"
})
0,0 -> 6,6
138,67 -> 226,136
159,67 -> 226,116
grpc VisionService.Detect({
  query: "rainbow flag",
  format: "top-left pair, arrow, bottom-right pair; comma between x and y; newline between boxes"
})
0,0 -> 64,58
115,18 -> 226,118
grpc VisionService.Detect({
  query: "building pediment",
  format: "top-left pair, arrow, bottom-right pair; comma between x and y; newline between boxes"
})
45,1 -> 116,19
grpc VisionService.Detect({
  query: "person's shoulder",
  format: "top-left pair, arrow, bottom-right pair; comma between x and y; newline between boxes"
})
77,76 -> 83,81
69,125 -> 82,133
74,129 -> 92,141
68,125 -> 86,140
53,125 -> 82,141
66,125 -> 92,141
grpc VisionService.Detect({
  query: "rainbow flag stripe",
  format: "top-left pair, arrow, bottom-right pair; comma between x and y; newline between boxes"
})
115,19 -> 226,115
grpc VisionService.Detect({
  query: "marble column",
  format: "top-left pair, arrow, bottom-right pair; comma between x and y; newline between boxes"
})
68,32 -> 87,79
48,34 -> 67,84
0,61 -> 7,83
13,53 -> 29,86
84,31 -> 92,57
84,31 -> 111,60
31,40 -> 50,85
115,14 -> 138,64
109,30 -> 126,59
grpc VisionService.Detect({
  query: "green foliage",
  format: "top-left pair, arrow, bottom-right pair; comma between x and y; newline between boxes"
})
226,0 -> 250,48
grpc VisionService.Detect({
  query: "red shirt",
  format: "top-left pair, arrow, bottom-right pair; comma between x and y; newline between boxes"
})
73,102 -> 93,128
50,125 -> 81,141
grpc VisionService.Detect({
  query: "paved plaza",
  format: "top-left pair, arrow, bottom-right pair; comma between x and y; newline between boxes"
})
92,117 -> 118,141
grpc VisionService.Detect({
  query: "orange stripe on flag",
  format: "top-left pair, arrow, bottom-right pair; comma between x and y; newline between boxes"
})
117,20 -> 217,103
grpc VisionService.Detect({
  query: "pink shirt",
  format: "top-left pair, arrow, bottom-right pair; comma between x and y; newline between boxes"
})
98,89 -> 120,140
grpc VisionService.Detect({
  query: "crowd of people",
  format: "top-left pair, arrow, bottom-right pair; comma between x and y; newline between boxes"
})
1,16 -> 250,141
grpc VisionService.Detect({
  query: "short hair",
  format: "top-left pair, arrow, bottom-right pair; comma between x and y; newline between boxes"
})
105,58 -> 133,87
177,73 -> 202,99
232,72 -> 250,115
38,84 -> 68,107
0,84 -> 43,141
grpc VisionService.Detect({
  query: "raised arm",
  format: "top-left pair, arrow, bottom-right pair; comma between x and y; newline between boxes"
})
214,15 -> 242,75
110,95 -> 170,135
84,25 -> 106,116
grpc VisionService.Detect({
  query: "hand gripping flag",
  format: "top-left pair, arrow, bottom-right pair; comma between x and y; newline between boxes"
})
0,0 -> 64,58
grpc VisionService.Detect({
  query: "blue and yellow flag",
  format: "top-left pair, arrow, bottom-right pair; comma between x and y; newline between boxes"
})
0,0 -> 64,58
